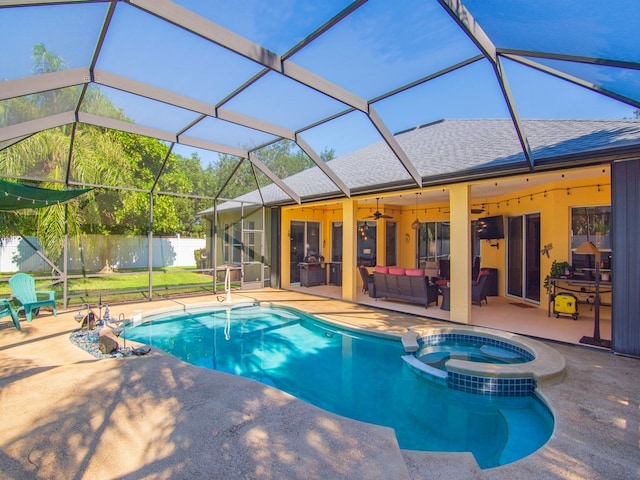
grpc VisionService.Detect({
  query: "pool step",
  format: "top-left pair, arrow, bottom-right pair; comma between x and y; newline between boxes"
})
497,408 -> 539,466
401,331 -> 419,352
480,345 -> 520,361
401,354 -> 448,381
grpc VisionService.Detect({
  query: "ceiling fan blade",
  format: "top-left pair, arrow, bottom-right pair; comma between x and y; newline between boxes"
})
363,199 -> 394,220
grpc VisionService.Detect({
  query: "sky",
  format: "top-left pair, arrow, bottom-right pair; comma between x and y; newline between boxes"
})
2,0 -> 638,168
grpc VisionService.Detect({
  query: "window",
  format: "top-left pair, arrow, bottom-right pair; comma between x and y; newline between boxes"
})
417,221 -> 450,268
331,222 -> 342,262
223,222 -> 242,264
385,221 -> 397,266
570,206 -> 612,276
357,221 -> 377,266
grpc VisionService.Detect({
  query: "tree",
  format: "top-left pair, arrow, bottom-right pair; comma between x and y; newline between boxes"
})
2,43 -> 338,265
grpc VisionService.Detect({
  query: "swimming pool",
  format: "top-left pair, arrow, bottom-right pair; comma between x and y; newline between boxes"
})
125,303 -> 553,469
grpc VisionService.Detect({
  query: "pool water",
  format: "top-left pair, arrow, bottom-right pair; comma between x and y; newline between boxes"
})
417,340 -> 531,371
126,304 -> 553,469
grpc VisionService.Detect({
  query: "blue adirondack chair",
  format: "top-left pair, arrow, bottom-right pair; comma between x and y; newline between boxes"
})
8,273 -> 57,322
0,298 -> 20,330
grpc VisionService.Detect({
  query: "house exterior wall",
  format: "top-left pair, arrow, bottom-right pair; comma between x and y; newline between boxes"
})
277,168 -> 611,316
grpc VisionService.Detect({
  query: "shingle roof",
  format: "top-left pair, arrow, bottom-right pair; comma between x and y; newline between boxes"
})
205,118 -> 640,212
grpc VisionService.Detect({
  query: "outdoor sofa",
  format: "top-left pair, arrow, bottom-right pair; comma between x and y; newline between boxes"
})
369,266 -> 439,308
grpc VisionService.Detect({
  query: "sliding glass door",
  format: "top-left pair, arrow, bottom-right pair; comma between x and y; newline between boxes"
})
289,220 -> 320,284
507,214 -> 541,303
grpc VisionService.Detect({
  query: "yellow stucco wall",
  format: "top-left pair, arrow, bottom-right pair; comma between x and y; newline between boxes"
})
280,167 -> 611,312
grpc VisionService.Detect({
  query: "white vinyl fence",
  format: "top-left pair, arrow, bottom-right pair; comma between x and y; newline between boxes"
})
0,235 -> 206,273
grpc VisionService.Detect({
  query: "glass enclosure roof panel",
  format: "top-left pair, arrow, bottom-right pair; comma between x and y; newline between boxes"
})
464,0 -> 640,63
1,87 -> 81,127
524,57 -> 640,107
1,128 -> 70,182
523,119 -> 640,162
171,144 -> 221,171
252,140 -> 316,179
502,59 -> 636,120
374,60 -> 511,135
156,151 -> 218,197
290,0 -> 480,99
3,0 -> 640,209
396,119 -> 526,175
218,158 -> 263,201
182,117 -> 278,152
300,110 -> 383,160
81,85 -> 201,133
0,3 -> 107,81
327,141 -> 412,190
223,71 -> 349,131
174,0 -> 353,55
71,132 -> 171,191
96,3 -> 263,105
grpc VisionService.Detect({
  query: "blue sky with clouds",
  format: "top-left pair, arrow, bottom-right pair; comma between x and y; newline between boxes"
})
2,0 -> 638,167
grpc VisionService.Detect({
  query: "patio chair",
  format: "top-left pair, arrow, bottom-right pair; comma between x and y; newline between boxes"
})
1,298 -> 20,330
358,264 -> 374,293
472,270 -> 490,306
8,273 -> 57,322
424,261 -> 440,284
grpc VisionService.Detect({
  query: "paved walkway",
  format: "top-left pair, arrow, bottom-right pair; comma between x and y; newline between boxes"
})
1,289 -> 638,479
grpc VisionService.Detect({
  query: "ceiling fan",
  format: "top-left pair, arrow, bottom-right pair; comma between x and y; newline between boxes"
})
365,198 -> 394,220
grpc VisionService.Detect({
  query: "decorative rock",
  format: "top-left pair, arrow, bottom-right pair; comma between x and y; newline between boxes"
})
99,334 -> 119,355
69,321 -> 145,360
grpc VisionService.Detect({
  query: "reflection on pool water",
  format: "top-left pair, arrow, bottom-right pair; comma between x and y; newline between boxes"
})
126,304 -> 553,469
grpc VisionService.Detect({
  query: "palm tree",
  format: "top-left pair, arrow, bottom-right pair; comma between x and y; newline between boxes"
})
0,44 -> 133,263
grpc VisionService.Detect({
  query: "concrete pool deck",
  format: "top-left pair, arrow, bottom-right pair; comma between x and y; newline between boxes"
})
1,289 -> 638,479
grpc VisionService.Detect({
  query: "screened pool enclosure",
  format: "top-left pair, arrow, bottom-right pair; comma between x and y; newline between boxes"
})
1,1 -> 639,308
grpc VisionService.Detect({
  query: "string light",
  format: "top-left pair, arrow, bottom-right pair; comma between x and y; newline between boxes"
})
351,182 -> 607,219
1,186 -> 84,207
466,183 -> 606,212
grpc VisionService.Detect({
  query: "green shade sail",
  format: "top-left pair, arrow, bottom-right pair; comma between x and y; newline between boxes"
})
0,178 -> 91,211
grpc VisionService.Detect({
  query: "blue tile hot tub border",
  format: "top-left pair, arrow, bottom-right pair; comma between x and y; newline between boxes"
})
446,372 -> 537,396
415,333 -> 537,396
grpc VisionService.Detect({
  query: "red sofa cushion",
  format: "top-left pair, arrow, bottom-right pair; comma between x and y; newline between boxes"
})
374,266 -> 389,274
388,267 -> 406,275
405,268 -> 424,276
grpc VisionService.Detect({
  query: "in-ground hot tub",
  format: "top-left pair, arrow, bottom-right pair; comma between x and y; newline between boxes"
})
401,326 -> 565,396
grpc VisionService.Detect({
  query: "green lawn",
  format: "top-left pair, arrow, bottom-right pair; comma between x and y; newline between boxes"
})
1,270 -> 241,308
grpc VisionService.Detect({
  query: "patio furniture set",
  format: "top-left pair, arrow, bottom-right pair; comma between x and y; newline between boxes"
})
359,262 -> 492,311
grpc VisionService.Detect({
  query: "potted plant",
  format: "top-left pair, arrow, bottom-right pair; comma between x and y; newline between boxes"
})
544,260 -> 572,294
